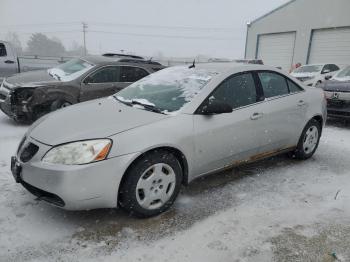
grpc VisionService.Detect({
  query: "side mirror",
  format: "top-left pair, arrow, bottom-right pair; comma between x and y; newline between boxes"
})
325,75 -> 332,80
322,69 -> 331,74
199,100 -> 233,115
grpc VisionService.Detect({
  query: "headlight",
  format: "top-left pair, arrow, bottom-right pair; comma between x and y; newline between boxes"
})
42,139 -> 112,165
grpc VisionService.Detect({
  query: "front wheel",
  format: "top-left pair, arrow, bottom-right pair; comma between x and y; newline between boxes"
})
119,150 -> 183,217
293,119 -> 321,159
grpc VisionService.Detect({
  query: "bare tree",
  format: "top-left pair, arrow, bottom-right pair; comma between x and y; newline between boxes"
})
5,31 -> 23,55
26,33 -> 66,56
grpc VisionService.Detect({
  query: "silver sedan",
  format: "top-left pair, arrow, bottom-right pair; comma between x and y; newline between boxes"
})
11,63 -> 326,217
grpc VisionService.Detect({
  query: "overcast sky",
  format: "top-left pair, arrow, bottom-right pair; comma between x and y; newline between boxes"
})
0,0 -> 289,59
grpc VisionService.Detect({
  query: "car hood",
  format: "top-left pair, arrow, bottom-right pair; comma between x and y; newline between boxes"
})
29,97 -> 170,145
290,72 -> 317,78
5,69 -> 60,89
321,80 -> 350,92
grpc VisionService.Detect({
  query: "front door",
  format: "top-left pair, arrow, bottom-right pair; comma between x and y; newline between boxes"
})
192,72 -> 265,176
80,66 -> 121,102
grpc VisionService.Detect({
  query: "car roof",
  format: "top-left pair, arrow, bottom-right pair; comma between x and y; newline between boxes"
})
193,62 -> 268,74
81,55 -> 164,68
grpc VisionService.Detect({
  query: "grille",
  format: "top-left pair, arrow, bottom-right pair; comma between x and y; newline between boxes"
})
20,142 -> 39,162
21,180 -> 65,207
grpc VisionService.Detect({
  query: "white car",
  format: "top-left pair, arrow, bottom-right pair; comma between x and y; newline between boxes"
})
290,64 -> 340,87
11,64 -> 326,217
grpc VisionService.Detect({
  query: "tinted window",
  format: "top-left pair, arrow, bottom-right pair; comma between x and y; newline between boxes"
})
287,79 -> 303,93
210,73 -> 257,109
330,64 -> 340,72
0,43 -> 7,57
120,66 -> 149,82
258,72 -> 289,98
89,67 -> 119,83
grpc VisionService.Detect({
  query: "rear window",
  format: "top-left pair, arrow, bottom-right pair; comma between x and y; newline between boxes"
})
0,43 -> 7,57
287,79 -> 303,93
258,72 -> 289,98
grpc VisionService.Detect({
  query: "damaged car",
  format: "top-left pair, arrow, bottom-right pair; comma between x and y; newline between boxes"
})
0,55 -> 164,122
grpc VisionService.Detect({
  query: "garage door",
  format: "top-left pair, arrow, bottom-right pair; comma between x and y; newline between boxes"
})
308,27 -> 350,66
256,32 -> 296,71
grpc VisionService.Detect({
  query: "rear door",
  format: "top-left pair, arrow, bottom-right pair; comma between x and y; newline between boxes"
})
0,42 -> 18,79
80,66 -> 120,101
254,71 -> 307,153
193,72 -> 265,176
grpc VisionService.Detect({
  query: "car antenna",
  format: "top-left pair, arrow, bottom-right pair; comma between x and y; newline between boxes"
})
189,60 -> 195,69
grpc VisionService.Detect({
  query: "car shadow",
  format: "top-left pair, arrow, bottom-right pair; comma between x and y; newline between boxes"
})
28,153 -> 296,248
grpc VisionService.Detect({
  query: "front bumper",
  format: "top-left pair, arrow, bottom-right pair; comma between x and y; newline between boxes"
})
12,137 -> 138,210
0,94 -> 29,121
326,99 -> 350,118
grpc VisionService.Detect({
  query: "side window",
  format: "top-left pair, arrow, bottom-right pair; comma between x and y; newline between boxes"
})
120,66 -> 149,82
330,64 -> 340,72
322,64 -> 331,73
0,43 -> 7,57
258,72 -> 289,98
210,73 -> 257,109
89,67 -> 119,83
287,79 -> 303,93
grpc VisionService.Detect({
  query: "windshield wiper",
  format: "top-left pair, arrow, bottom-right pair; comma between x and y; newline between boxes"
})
113,96 -> 165,114
130,99 -> 165,114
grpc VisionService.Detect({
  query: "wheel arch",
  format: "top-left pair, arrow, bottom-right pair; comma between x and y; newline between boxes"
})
117,146 -> 189,205
311,114 -> 324,131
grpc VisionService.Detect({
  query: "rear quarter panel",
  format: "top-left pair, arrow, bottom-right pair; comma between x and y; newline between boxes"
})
303,86 -> 327,128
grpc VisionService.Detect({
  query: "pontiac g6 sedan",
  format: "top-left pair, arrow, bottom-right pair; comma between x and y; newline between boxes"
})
11,63 -> 326,217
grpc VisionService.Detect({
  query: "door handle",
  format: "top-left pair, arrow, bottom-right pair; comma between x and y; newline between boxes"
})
4,60 -> 15,64
297,100 -> 306,107
250,112 -> 263,120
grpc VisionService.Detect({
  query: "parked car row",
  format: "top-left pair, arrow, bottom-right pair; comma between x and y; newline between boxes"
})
289,62 -> 350,119
290,63 -> 340,87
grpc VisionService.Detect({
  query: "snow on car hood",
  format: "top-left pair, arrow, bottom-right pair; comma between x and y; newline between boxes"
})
5,70 -> 60,89
29,97 -> 169,145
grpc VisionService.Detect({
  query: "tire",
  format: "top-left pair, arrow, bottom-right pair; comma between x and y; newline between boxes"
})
293,119 -> 321,160
315,80 -> 322,86
51,100 -> 72,111
119,149 -> 183,217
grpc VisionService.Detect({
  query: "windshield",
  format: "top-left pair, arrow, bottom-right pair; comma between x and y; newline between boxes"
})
293,65 -> 323,73
334,66 -> 350,79
115,66 -> 217,113
48,58 -> 94,81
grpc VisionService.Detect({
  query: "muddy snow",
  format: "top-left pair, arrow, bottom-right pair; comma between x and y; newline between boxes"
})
1,114 -> 350,262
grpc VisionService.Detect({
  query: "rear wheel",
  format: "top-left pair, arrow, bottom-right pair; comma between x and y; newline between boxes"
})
119,150 -> 182,217
293,119 -> 321,159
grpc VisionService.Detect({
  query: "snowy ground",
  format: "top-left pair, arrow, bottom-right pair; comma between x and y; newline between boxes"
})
1,113 -> 350,262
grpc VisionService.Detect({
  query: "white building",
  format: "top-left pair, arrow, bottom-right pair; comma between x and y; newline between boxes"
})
245,0 -> 350,71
